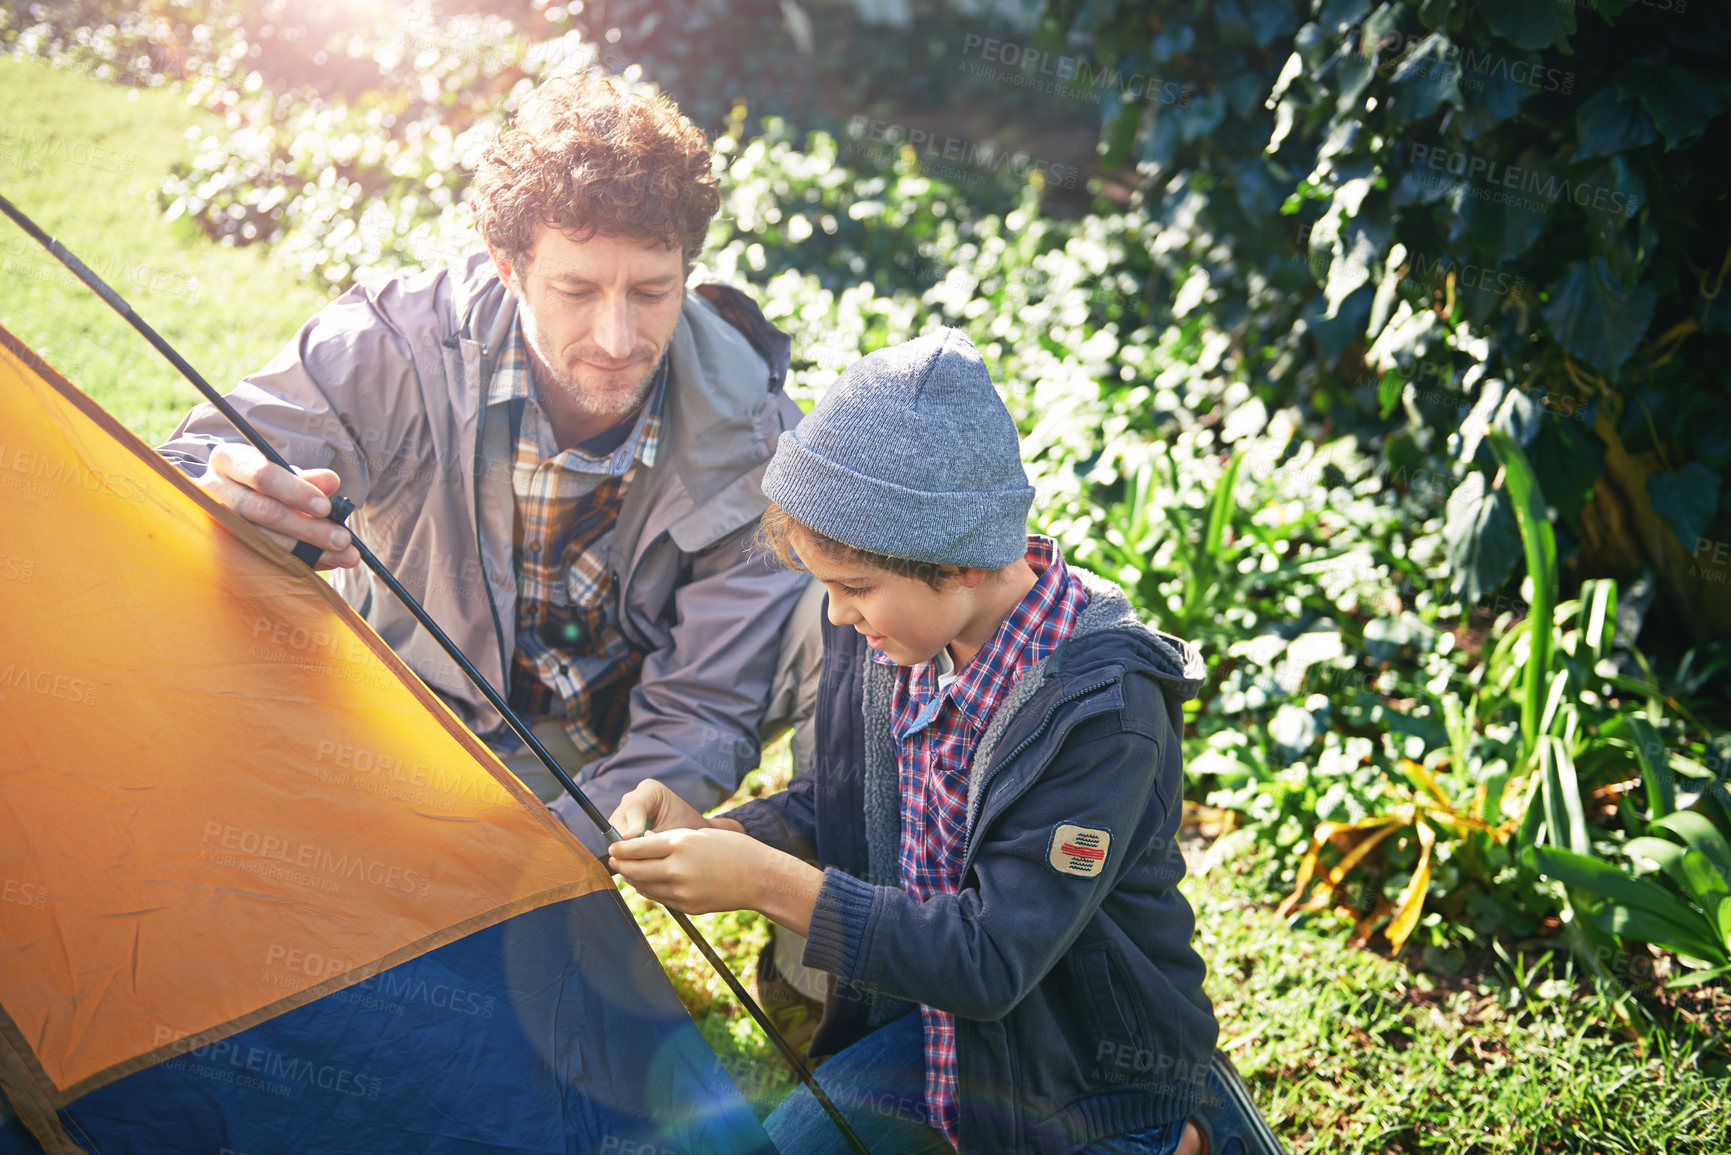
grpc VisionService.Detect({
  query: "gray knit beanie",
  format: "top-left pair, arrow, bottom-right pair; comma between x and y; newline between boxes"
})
764,328 -> 1034,569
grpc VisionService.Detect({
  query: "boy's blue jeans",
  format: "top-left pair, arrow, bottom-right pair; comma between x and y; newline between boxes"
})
763,1011 -> 1188,1155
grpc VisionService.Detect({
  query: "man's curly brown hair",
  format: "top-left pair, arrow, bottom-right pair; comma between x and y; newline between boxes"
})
472,73 -> 721,266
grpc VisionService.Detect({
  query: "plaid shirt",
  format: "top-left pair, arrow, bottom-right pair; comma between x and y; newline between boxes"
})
878,535 -> 1089,1145
489,323 -> 666,760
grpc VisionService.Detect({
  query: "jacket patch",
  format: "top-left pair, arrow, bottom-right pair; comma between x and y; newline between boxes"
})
1047,824 -> 1111,878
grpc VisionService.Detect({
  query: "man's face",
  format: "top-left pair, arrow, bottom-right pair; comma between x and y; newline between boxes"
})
494,228 -> 686,422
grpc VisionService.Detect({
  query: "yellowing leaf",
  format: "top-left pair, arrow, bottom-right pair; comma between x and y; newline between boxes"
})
1387,818 -> 1437,954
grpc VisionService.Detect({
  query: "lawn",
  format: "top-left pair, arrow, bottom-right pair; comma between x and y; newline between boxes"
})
0,55 -> 328,442
4,56 -> 1727,1154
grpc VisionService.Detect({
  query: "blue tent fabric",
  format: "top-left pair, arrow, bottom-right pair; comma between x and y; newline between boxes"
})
4,893 -> 776,1155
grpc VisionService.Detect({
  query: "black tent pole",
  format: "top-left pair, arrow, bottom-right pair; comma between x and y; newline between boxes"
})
0,192 -> 866,1155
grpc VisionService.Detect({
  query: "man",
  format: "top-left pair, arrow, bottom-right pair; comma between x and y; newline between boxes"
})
156,73 -> 822,865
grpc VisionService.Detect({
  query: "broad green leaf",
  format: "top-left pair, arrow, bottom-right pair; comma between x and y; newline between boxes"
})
1616,56 -> 1730,151
1317,0 -> 1373,35
1542,258 -> 1657,375
1485,0 -> 1577,51
1325,216 -> 1390,318
1626,716 -> 1675,819
1646,463 -> 1723,554
1625,835 -> 1691,884
1490,432 -> 1558,758
1625,839 -> 1729,914
1451,49 -> 1540,141
1387,33 -> 1463,123
1571,87 -> 1660,162
1178,92 -> 1228,144
1582,579 -> 1616,662
1652,811 -> 1731,878
1525,419 -> 1606,525
1445,149 -> 1553,259
1678,849 -> 1731,909
1494,386 -> 1543,449
1668,961 -> 1731,990
1541,738 -> 1590,856
1529,847 -> 1719,952
1539,669 -> 1570,738
1443,472 -> 1523,607
1591,903 -> 1725,965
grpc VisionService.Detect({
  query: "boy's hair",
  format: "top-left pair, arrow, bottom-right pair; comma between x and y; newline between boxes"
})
472,73 -> 721,266
759,503 -> 962,591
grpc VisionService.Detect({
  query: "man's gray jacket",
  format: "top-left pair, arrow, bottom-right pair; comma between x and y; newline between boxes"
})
158,253 -> 810,828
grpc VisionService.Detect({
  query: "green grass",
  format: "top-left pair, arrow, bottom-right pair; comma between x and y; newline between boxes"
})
10,56 -> 1728,1154
0,56 -> 328,443
632,744 -> 1731,1149
1192,838 -> 1730,1153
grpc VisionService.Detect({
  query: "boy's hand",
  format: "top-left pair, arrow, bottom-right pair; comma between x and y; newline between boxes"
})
609,827 -> 765,913
610,829 -> 823,935
608,780 -> 710,839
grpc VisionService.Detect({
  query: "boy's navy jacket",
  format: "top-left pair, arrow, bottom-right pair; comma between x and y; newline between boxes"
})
726,569 -> 1218,1155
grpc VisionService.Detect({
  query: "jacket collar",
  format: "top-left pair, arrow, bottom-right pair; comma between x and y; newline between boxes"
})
446,254 -> 788,507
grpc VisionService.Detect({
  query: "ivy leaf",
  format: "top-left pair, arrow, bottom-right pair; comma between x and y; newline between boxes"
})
1454,378 -> 1510,467
1444,471 -> 1523,605
1527,418 -> 1606,527
1178,92 -> 1228,143
1495,386 -> 1543,448
1451,49 -> 1541,141
1484,0 -> 1577,52
1326,220 -> 1385,317
1616,56 -> 1730,151
1331,46 -> 1377,109
1446,151 -> 1552,260
1306,285 -> 1374,364
1317,0 -> 1374,36
1378,370 -> 1404,418
1693,413 -> 1731,472
1387,33 -> 1464,123
1543,259 -> 1657,375
1231,157 -> 1281,216
1648,464 -> 1724,552
1572,87 -> 1660,161
1219,0 -> 1297,50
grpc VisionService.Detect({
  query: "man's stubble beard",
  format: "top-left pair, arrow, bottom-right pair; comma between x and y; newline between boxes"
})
518,297 -> 667,420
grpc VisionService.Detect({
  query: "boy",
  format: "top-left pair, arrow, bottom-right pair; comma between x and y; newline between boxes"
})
608,329 -> 1279,1154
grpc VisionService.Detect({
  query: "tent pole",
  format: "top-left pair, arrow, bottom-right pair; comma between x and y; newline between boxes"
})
0,192 -> 870,1155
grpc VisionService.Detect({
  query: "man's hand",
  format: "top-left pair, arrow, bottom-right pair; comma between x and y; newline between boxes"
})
609,827 -> 823,935
195,443 -> 359,569
608,779 -> 713,839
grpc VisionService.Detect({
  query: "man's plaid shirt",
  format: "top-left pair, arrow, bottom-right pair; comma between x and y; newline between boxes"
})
876,535 -> 1089,1145
489,324 -> 665,760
